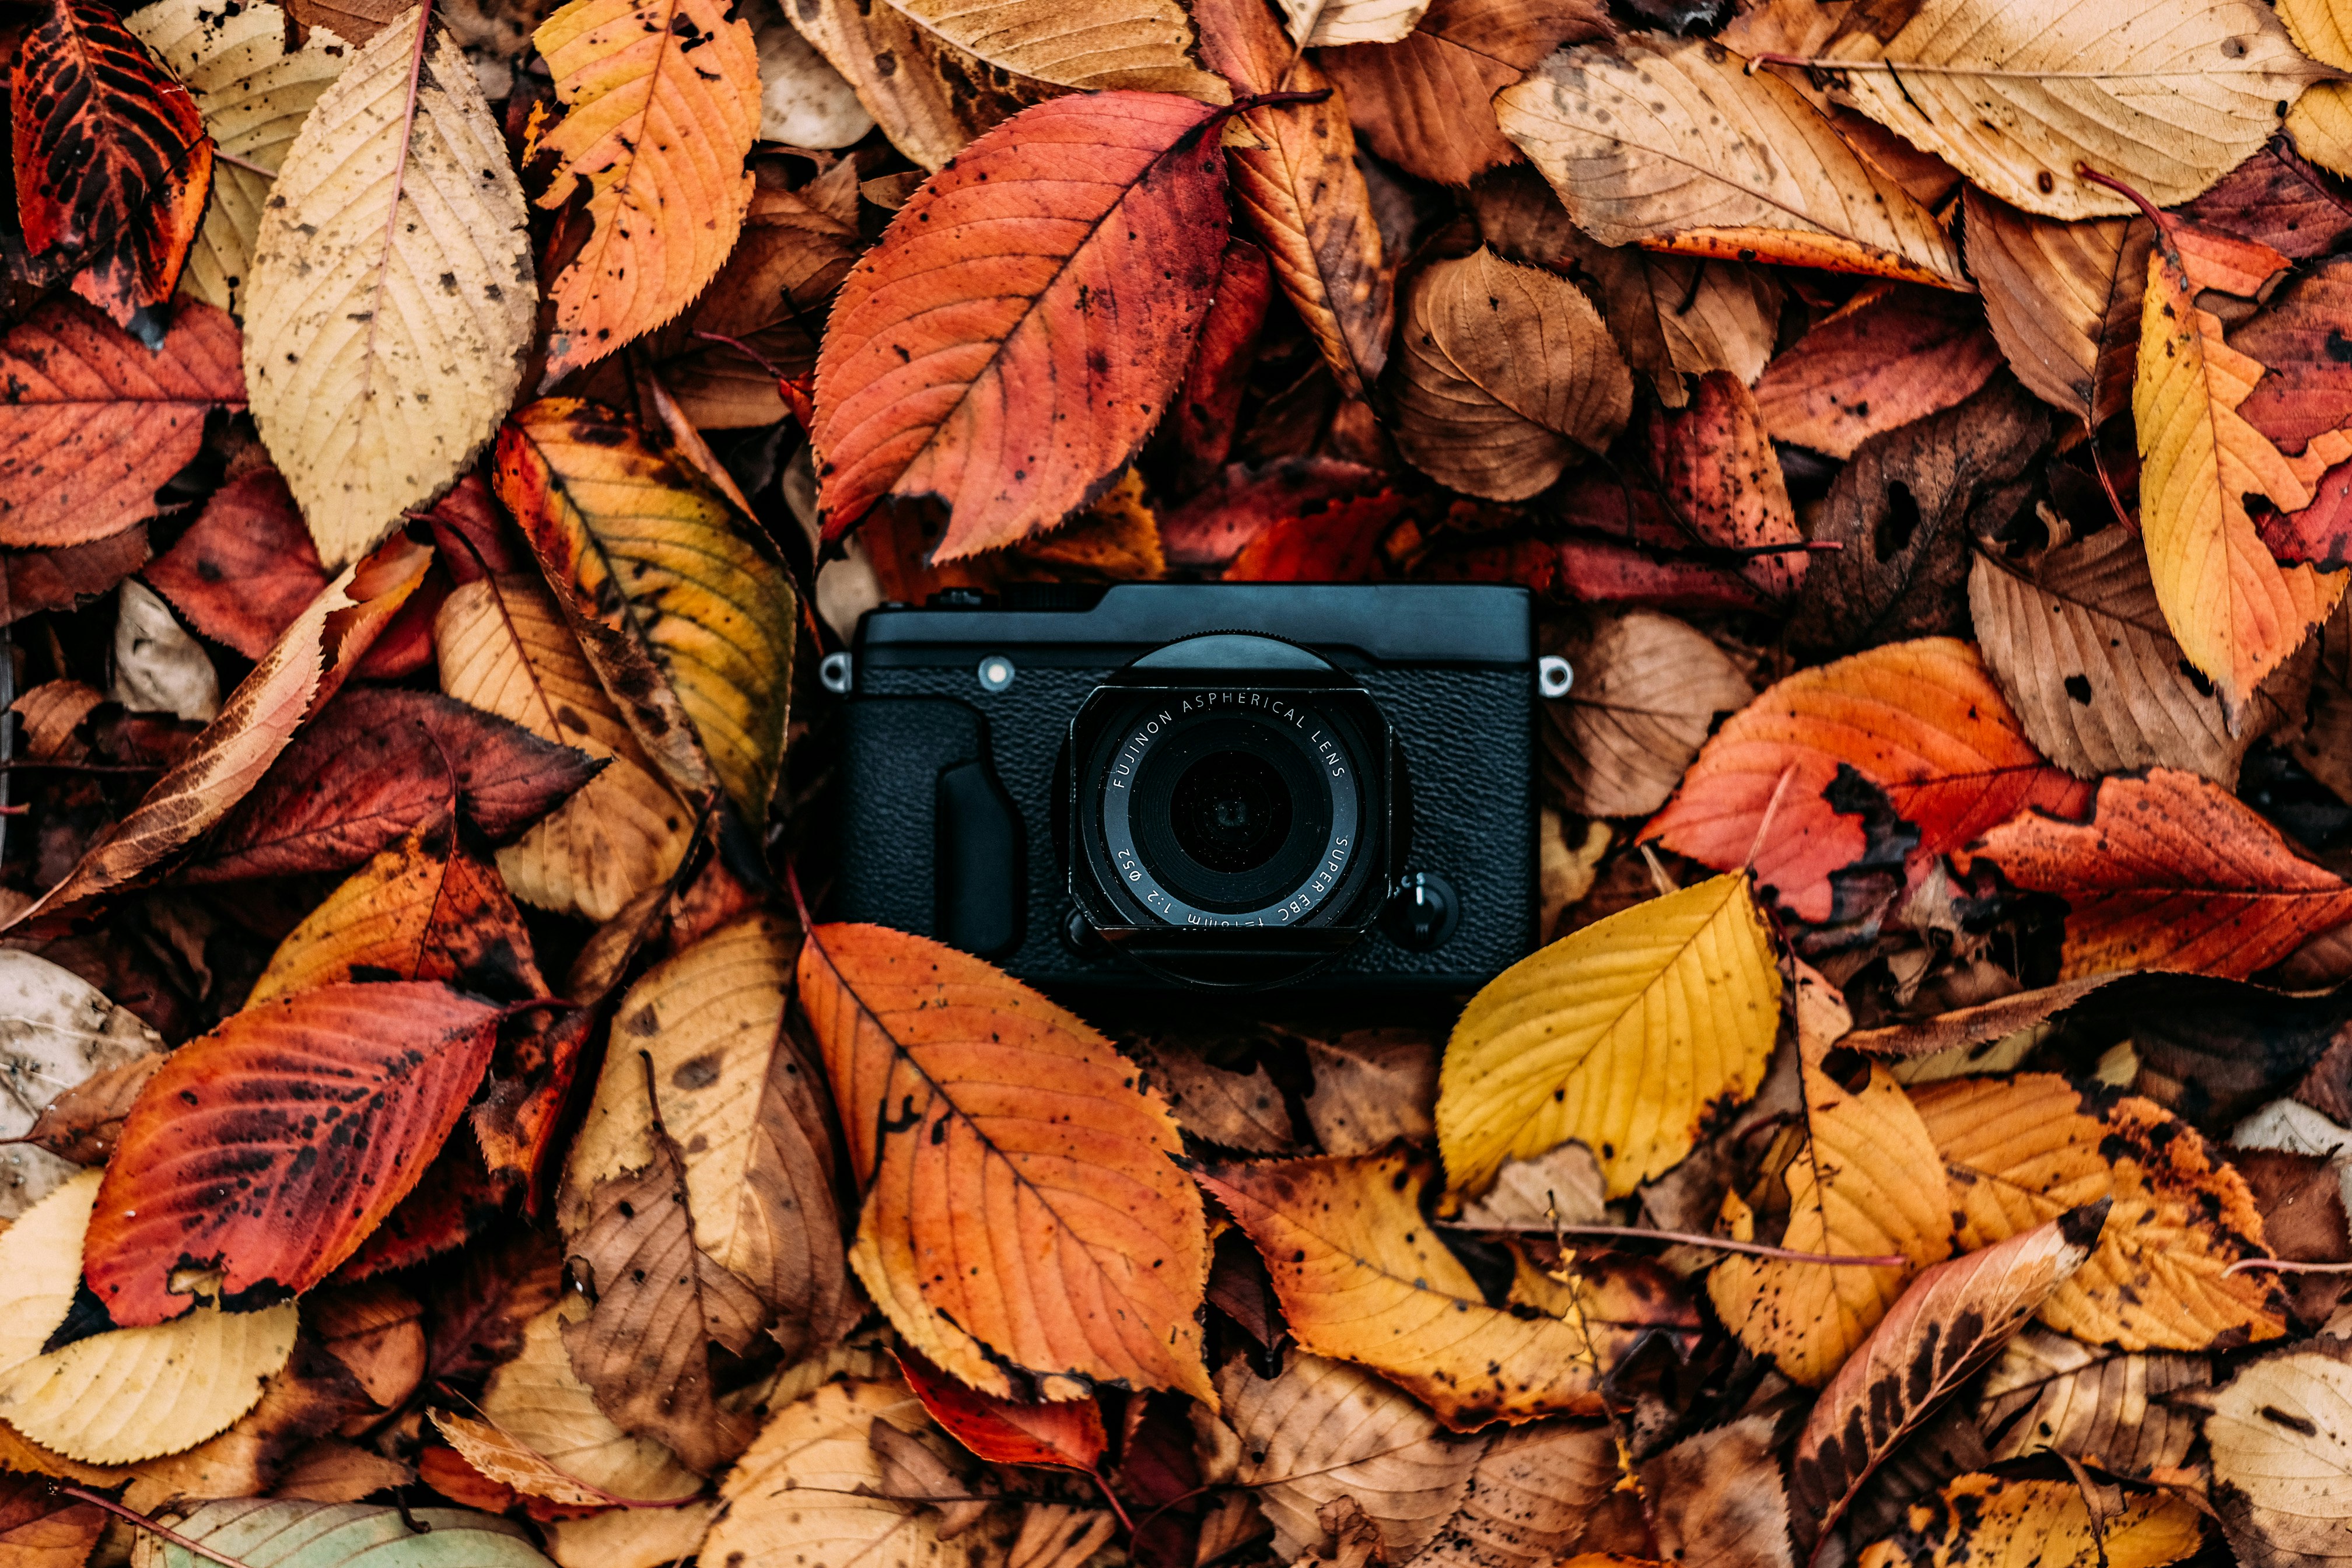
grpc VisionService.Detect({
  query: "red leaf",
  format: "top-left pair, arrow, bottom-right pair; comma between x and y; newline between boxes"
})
185,687 -> 603,883
896,1345 -> 1109,1471
0,524 -> 145,626
0,1468 -> 104,1567
1646,637 -> 2089,922
1176,239 -> 1273,488
1223,491 -> 1405,582
1751,286 -> 2003,461
1647,371 -> 1807,602
0,297 -> 243,547
10,0 -> 212,328
427,474 -> 528,586
145,470 -> 327,657
2178,137 -> 2352,261
1160,459 -> 1388,569
81,981 -> 506,1328
335,1136 -> 510,1281
813,92 -> 1231,559
2234,256 -> 2352,456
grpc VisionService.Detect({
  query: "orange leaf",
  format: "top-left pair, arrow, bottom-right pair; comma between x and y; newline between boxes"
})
12,0 -> 213,330
535,0 -> 762,380
1749,287 -> 2003,462
797,922 -> 1212,1403
79,981 -> 506,1328
1645,637 -> 2088,923
1971,767 -> 2352,979
1647,371 -> 1805,601
813,93 -> 1230,559
896,1346 -> 1108,1472
0,298 -> 243,548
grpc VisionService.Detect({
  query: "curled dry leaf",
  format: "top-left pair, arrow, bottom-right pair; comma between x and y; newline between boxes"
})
79,982 -> 505,1329
1456,1139 -> 1608,1230
1494,37 -> 1968,289
561,911 -> 853,1362
131,1500 -> 558,1568
1790,1205 -> 2106,1546
1910,1073 -> 2287,1349
0,949 -> 164,1216
1854,1473 -> 2205,1568
1217,1351 -> 1488,1561
1195,1150 -> 1624,1429
1970,523 -> 2305,785
0,298 -> 244,550
533,0 -> 761,381
1646,637 -> 2088,925
1709,1059 -> 1955,1386
428,1410 -> 609,1507
1817,0 -> 2326,221
0,1171 -> 296,1465
1976,1324 -> 2210,1478
2199,1339 -> 2352,1566
702,1378 -> 968,1568
1439,874 -> 1780,1199
1392,246 -> 1631,502
110,579 -> 217,723
478,1302 -> 702,1501
1973,768 -> 2352,980
800,921 -> 1212,1402
124,0 -> 348,317
435,576 -> 689,921
243,5 -> 535,569
814,93 -> 1229,559
496,399 -> 796,824
1750,289 -> 2003,462
1195,0 -> 1391,402
1546,611 -> 1753,820
789,0 -> 1056,171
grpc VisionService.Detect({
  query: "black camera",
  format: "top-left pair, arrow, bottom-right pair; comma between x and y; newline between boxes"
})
827,584 -> 1542,992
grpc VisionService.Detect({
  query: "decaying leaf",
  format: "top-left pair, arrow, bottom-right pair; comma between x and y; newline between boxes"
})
1643,1416 -> 1794,1568
478,1301 -> 702,1501
701,1378 -> 967,1568
0,950 -> 163,1217
1855,1473 -> 2205,1568
1546,612 -> 1753,819
2199,1339 -> 2352,1566
1976,1325 -> 2210,1477
1752,289 -> 2004,462
1301,1029 -> 1438,1156
1649,373 -> 1807,602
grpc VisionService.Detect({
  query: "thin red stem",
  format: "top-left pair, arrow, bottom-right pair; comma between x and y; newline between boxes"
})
1440,1219 -> 1909,1268
1086,1467 -> 1138,1536
51,1486 -> 258,1568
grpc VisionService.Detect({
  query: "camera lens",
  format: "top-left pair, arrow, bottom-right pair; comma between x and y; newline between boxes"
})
1170,750 -> 1292,873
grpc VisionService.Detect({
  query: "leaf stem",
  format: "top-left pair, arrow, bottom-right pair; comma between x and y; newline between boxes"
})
214,148 -> 275,178
1085,1466 -> 1138,1537
50,1486 -> 258,1568
2224,1256 -> 2352,1276
1438,1219 -> 1910,1268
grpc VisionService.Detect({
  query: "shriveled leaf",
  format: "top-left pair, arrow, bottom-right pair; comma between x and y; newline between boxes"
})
132,1500 -> 556,1568
2200,1340 -> 2352,1566
13,0 -> 212,329
534,0 -> 761,380
813,93 -> 1230,559
1217,1351 -> 1486,1560
1976,1325 -> 2210,1476
561,912 -> 853,1361
0,299 -> 243,548
703,1378 -> 967,1568
80,982 -> 504,1328
1495,37 -> 1968,289
0,1171 -> 296,1465
250,823 -> 544,1004
1910,1073 -> 2287,1349
478,1302 -> 701,1501
0,950 -> 163,1217
1457,1140 -> 1608,1230
1855,1474 -> 2204,1568
1971,522 -> 2304,785
1197,0 -> 1391,401
1392,246 -> 1631,502
2136,246 -> 2348,719
1439,874 -> 1780,1199
1818,0 -> 2326,220
898,1345 -> 1107,1471
1321,0 -> 1612,187
1709,1059 -> 1956,1386
800,921 -> 1212,1402
1646,637 -> 2088,924
9,538 -> 430,925
124,0 -> 349,316
1973,768 -> 2352,979
110,578 -> 217,723
1791,1206 -> 2105,1545
1195,1150 -> 1620,1429
1546,611 -> 1752,819
428,1412 -> 608,1507
789,0 -> 1056,170
1751,289 -> 2003,461
187,684 -> 602,884
243,5 -> 534,569
497,400 -> 795,823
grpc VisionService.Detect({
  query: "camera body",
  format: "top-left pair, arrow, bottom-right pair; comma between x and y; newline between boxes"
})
832,583 -> 1538,993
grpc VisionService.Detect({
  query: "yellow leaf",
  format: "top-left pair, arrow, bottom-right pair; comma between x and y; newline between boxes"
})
2136,246 -> 2350,720
1494,37 -> 1969,290
1857,1474 -> 2204,1568
1909,1074 -> 2287,1350
1709,1062 -> 1955,1386
477,1301 -> 703,1500
0,1172 -> 296,1465
243,7 -> 536,568
1438,873 -> 1781,1200
496,400 -> 797,824
124,0 -> 348,317
703,1378 -> 971,1568
535,0 -> 762,380
1194,1150 -> 1611,1430
1820,0 -> 2329,221
2284,0 -> 2352,175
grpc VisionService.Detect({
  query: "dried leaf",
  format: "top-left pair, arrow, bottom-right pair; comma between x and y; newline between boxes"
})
898,1345 -> 1107,1471
1650,373 -> 1805,601
1642,1416 -> 1794,1568
1976,1325 -> 2210,1477
750,0 -> 872,145
789,0 -> 1056,170
0,949 -> 163,1216
1752,289 -> 2004,462
1546,612 -> 1752,820
2199,1339 -> 2352,1566
131,1500 -> 557,1568
1300,1029 -> 1437,1156
702,1378 -> 969,1568
1854,1474 -> 2204,1568
1419,1422 -> 1614,1568
477,1302 -> 701,1501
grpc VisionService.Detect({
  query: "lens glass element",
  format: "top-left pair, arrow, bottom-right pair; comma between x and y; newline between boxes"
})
1170,750 -> 1292,873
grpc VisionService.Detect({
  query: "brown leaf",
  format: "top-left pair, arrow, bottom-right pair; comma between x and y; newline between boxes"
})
1419,1422 -> 1615,1568
1545,614 -> 1752,821
789,0 -> 1057,170
1790,1204 -> 2107,1547
1648,373 -> 1805,601
1976,1324 -> 2210,1478
0,1469 -> 104,1567
1300,1028 -> 1437,1155
1642,1416 -> 1795,1568
1964,188 -> 2152,427
1754,288 -> 2004,460
15,1051 -> 163,1167
1130,1036 -> 1296,1152
0,528 -> 146,628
